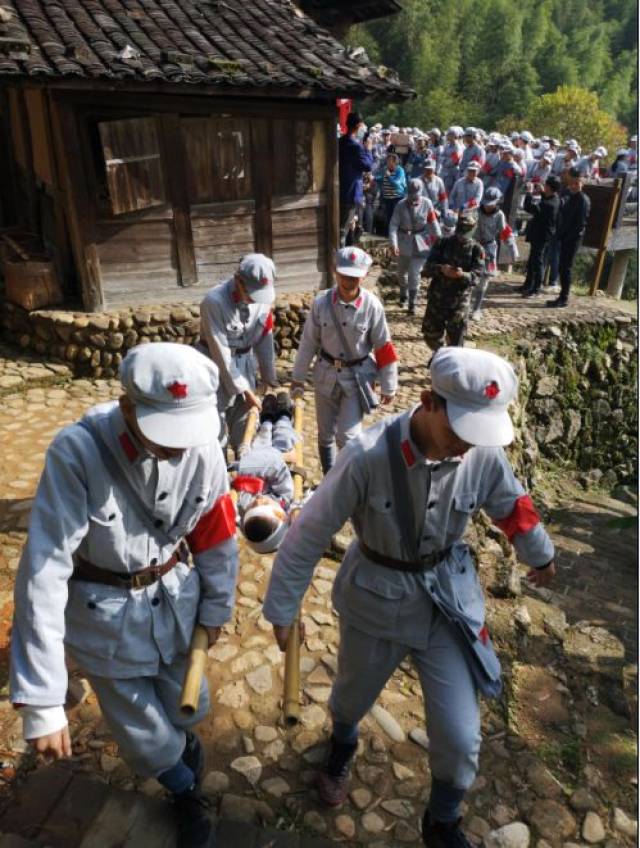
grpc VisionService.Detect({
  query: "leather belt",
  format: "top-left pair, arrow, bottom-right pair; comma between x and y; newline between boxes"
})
359,540 -> 450,573
71,546 -> 186,590
320,349 -> 368,370
233,346 -> 252,356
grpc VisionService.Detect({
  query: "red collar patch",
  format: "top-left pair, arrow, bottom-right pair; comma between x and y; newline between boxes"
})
484,381 -> 500,400
167,381 -> 188,399
119,431 -> 139,463
400,439 -> 416,468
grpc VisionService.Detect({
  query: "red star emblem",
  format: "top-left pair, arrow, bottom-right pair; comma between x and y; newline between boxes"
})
350,252 -> 357,261
167,381 -> 188,399
484,381 -> 500,399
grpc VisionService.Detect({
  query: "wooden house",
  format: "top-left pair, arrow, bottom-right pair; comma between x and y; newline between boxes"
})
0,0 -> 411,311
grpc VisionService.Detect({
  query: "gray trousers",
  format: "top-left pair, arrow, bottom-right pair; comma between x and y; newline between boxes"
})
329,615 -> 481,790
396,254 -> 427,300
315,382 -> 364,451
88,655 -> 210,778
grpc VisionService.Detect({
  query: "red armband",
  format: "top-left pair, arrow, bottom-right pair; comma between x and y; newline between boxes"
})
467,198 -> 478,208
493,495 -> 540,542
374,340 -> 398,369
451,151 -> 461,164
505,168 -> 514,179
187,493 -> 236,554
499,225 -> 513,242
478,625 -> 489,645
231,475 -> 264,495
481,162 -> 492,173
471,154 -> 482,163
427,210 -> 437,224
262,311 -> 274,336
438,191 -> 447,201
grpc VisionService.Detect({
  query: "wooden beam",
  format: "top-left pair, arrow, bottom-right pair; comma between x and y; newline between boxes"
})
589,177 -> 622,296
48,89 -> 337,123
49,96 -> 104,310
158,114 -> 198,286
15,87 -> 39,232
324,113 -> 339,289
0,88 -> 18,227
250,118 -> 273,257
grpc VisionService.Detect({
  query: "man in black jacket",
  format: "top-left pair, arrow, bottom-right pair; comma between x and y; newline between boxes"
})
521,175 -> 561,297
546,167 -> 591,308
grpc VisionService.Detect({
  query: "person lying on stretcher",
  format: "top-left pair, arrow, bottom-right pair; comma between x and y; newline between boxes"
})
229,391 -> 302,554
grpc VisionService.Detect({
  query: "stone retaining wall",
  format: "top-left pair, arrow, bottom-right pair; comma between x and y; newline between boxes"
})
506,316 -> 637,488
0,295 -> 312,379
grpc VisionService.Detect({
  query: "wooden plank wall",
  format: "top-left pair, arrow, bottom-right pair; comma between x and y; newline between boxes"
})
95,208 -> 180,297
272,192 -> 327,291
40,95 -> 337,309
191,200 -> 256,286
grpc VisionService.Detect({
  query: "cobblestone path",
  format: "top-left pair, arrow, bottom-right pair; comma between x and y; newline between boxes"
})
0,278 -> 636,846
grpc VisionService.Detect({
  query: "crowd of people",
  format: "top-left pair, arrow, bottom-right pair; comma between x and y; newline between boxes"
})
340,112 -> 637,312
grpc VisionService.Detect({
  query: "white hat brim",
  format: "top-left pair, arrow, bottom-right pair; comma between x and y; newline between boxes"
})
247,282 -> 275,305
447,400 -> 514,448
136,402 -> 220,449
336,266 -> 368,278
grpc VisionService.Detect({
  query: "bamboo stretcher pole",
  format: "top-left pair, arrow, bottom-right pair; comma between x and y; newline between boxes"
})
180,405 -> 260,716
283,395 -> 305,726
179,625 -> 209,716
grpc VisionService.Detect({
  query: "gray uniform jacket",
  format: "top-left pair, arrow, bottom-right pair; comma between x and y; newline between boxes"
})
449,176 -> 484,212
389,197 -> 442,257
422,174 -> 449,215
200,279 -> 277,409
11,401 -> 239,712
460,143 -> 486,172
263,407 -> 554,673
292,287 -> 398,398
234,448 -> 293,512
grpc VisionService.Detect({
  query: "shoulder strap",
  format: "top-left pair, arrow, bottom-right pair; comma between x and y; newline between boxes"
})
326,289 -> 358,361
77,419 -> 175,545
384,417 -> 420,561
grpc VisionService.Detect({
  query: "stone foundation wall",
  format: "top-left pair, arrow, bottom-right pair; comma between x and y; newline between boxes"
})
0,295 -> 312,379
507,317 -> 637,488
0,289 -> 636,486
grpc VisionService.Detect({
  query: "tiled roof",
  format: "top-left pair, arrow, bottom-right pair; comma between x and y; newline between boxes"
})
0,0 -> 414,100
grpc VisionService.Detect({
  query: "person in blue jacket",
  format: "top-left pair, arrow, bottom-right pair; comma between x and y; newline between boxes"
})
376,152 -> 407,234
339,112 -> 374,247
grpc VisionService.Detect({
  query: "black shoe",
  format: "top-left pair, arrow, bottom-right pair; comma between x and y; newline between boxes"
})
275,390 -> 293,421
174,787 -> 214,848
422,811 -> 473,848
259,393 -> 278,423
545,297 -> 568,308
399,294 -> 407,306
408,303 -> 416,316
522,289 -> 538,298
317,736 -> 358,807
182,731 -> 205,784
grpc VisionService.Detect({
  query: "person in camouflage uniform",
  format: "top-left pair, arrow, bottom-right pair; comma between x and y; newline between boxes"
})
421,212 -> 485,350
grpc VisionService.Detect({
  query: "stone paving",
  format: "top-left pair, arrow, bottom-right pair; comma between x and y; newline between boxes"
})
0,277 -> 637,846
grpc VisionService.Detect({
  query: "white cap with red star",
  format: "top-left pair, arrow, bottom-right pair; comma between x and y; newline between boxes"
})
335,247 -> 373,278
237,253 -> 276,305
430,347 -> 518,447
120,342 -> 220,448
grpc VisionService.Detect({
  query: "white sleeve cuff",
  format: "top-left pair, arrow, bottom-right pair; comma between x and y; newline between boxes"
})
21,705 -> 67,740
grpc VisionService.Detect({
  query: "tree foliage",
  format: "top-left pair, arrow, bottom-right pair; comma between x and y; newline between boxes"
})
497,87 -> 627,154
349,0 -> 637,136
